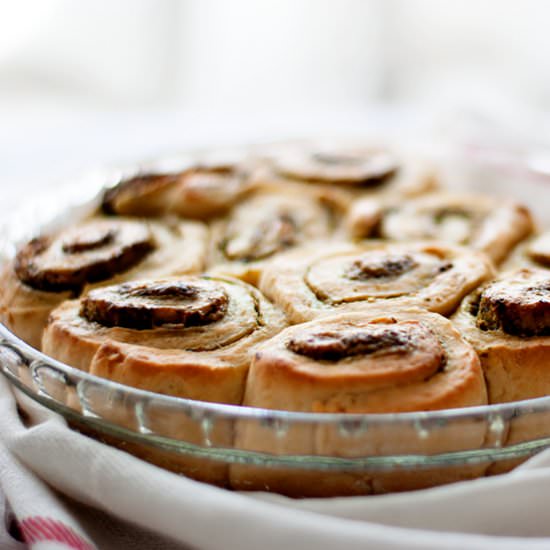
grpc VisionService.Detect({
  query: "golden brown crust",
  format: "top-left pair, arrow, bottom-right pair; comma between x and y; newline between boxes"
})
90,343 -> 249,404
259,241 -> 494,322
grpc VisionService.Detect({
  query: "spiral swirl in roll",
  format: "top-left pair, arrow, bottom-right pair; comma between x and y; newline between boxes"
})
209,185 -> 347,284
265,144 -> 439,201
347,193 -> 534,264
231,309 -> 487,496
102,162 -> 253,219
0,217 -> 208,349
42,275 -> 285,488
452,268 -> 550,403
272,146 -> 398,187
15,219 -> 154,292
42,275 -> 286,404
259,241 -> 493,322
244,310 -> 486,412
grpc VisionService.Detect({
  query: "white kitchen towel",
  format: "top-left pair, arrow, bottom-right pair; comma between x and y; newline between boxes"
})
0,386 -> 96,550
2,377 -> 550,549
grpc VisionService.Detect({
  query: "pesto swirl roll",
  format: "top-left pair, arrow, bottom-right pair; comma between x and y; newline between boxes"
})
452,268 -> 550,473
0,217 -> 207,349
232,309 -> 487,496
347,192 -> 534,265
42,275 -> 286,404
452,268 -> 550,403
266,144 -> 438,198
102,161 -> 254,220
209,184 -> 347,285
259,241 -> 494,323
244,310 -> 486,412
42,275 -> 286,486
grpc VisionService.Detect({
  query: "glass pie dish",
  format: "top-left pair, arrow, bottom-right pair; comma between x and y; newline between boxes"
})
1,142 -> 550,497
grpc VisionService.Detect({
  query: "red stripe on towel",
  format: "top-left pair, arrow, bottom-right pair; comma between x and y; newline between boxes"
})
18,516 -> 95,549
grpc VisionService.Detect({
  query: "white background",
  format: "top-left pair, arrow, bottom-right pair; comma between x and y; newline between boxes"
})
1,0 -> 550,206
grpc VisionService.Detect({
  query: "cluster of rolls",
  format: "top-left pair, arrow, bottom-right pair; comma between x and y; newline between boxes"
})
1,142 -> 548,496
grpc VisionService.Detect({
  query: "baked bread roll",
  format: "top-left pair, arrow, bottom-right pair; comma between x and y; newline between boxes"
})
347,192 -> 534,264
102,161 -> 254,220
42,275 -> 285,486
209,184 -> 347,285
452,268 -> 550,403
42,275 -> 286,402
268,144 -> 438,198
231,309 -> 488,496
259,241 -> 494,323
0,217 -> 208,349
452,268 -> 550,474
